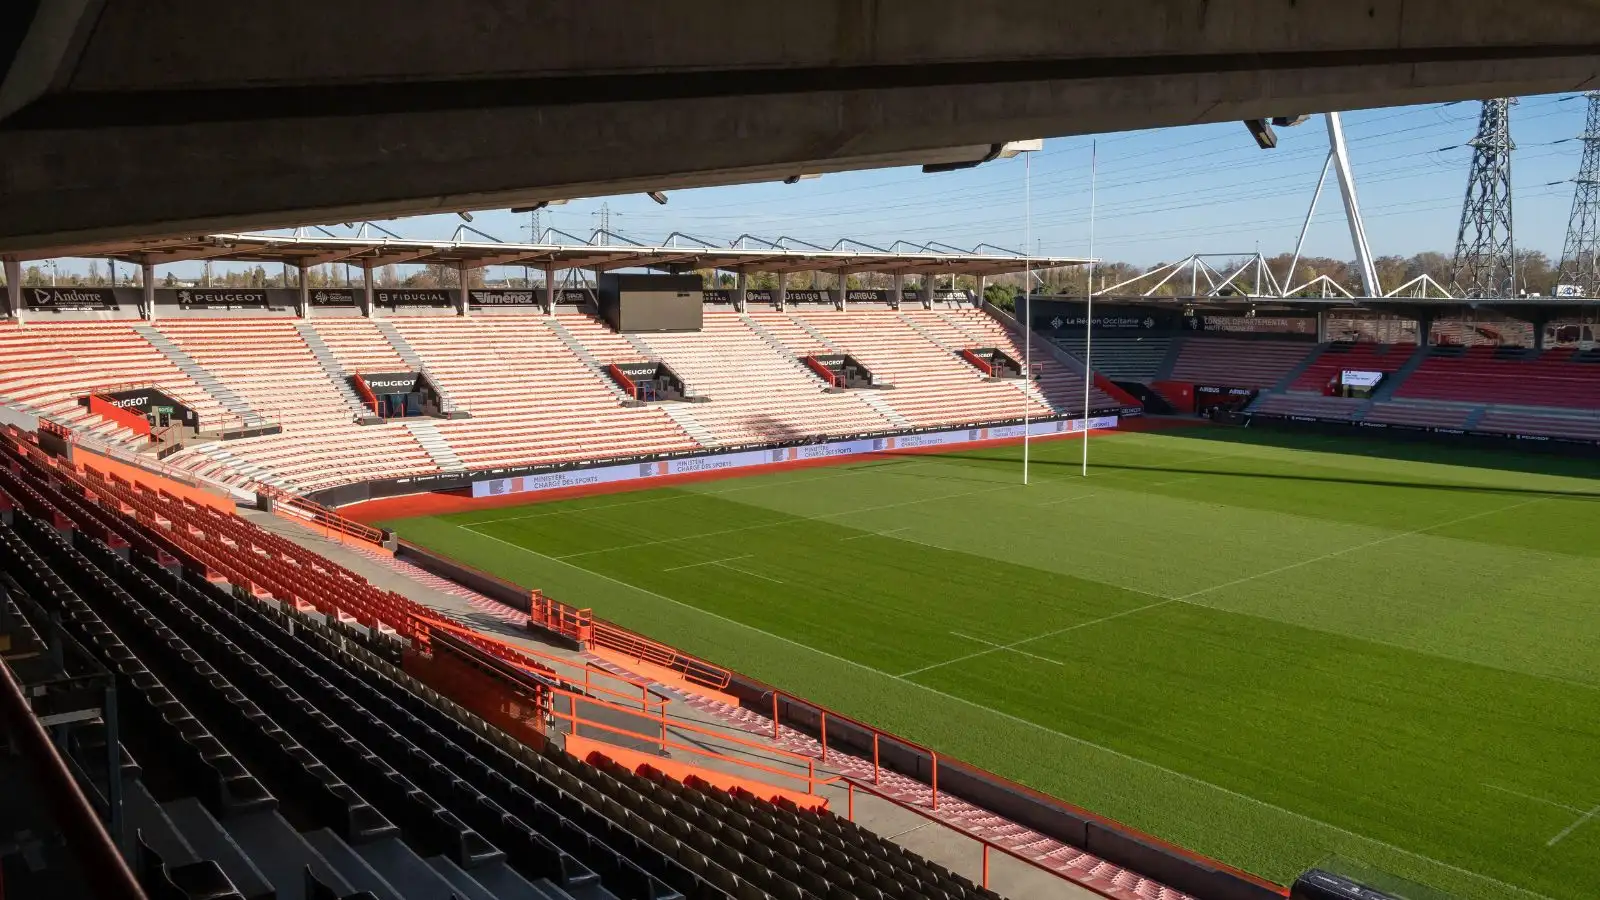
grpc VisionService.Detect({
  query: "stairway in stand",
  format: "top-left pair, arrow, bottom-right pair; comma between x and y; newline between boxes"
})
294,322 -> 372,419
399,418 -> 467,472
134,325 -> 269,427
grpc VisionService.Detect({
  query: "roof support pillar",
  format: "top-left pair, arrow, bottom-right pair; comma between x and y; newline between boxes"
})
297,266 -> 309,318
543,265 -> 555,315
457,262 -> 470,317
142,263 -> 155,321
734,271 -> 748,312
835,269 -> 848,310
892,272 -> 905,310
922,272 -> 937,308
2,259 -> 19,320
362,263 -> 375,318
1316,311 -> 1328,343
774,277 -> 786,311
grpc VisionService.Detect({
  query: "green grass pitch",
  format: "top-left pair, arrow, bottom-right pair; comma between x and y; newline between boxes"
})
381,426 -> 1600,900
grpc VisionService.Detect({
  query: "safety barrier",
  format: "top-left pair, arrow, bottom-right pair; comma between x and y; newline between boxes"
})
253,481 -> 386,546
960,347 -> 994,376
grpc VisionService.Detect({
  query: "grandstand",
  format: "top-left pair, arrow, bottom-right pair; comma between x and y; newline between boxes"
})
7,236 -> 1600,900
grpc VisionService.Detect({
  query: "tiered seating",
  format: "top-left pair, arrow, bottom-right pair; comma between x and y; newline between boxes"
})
305,316 -> 410,374
1396,347 -> 1600,409
1428,319 -> 1535,348
154,320 -> 437,492
1476,408 -> 1600,442
0,510 -> 645,900
787,308 -> 1055,426
1048,333 -> 1173,381
644,310 -> 895,443
1363,401 -> 1475,430
893,308 -> 1109,413
391,317 -> 700,467
586,752 -> 1001,900
1250,393 -> 1366,421
1,435 -> 1017,900
1289,342 -> 1415,393
0,321 -> 230,446
1168,338 -> 1318,388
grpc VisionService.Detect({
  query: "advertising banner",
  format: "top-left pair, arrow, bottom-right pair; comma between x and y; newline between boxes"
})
1186,312 -> 1317,335
785,289 -> 829,303
306,288 -> 358,307
556,288 -> 596,304
21,287 -> 127,310
703,289 -> 734,303
1035,304 -> 1172,332
746,289 -> 775,304
375,289 -> 453,309
359,371 -> 423,393
471,415 -> 1120,498
160,288 -> 271,309
846,290 -> 894,304
97,387 -> 198,428
1340,370 -> 1383,388
467,289 -> 540,309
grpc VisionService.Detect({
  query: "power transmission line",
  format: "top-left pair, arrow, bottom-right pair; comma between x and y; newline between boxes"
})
1558,92 -> 1600,296
1451,99 -> 1517,297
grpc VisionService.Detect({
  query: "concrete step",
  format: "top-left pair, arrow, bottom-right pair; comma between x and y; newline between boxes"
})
787,312 -> 845,352
548,317 -> 638,402
932,310 -> 989,346
659,404 -> 717,447
225,808 -> 355,900
161,797 -> 275,900
400,419 -> 466,470
857,390 -> 912,429
302,829 -> 407,900
895,311 -> 957,352
356,837 -> 473,900
135,325 -> 269,426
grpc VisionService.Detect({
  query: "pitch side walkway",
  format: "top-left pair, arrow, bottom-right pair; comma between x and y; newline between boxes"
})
246,508 -> 1180,900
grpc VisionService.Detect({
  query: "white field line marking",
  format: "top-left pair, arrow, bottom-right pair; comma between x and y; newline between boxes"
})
663,555 -> 751,572
443,520 -> 1557,900
1036,490 -> 1101,508
948,631 -> 1063,666
1548,804 -> 1600,847
899,600 -> 1175,677
1481,783 -> 1589,815
840,526 -> 909,541
1174,498 -> 1548,603
459,460 -> 928,526
895,497 -> 1549,676
716,562 -> 784,584
547,484 -> 1015,559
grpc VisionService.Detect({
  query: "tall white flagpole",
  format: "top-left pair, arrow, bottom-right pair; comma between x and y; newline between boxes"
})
1023,149 -> 1033,485
1082,140 -> 1098,478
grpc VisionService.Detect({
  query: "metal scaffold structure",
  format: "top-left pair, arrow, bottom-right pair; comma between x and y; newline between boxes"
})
1451,98 -> 1517,298
1557,92 -> 1600,298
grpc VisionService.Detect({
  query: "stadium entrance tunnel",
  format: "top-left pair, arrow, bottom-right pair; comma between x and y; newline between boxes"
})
804,353 -> 878,391
350,371 -> 467,421
959,347 -> 1023,380
607,361 -> 692,405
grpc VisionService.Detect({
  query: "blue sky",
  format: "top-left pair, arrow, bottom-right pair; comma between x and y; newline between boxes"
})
60,92 -> 1596,279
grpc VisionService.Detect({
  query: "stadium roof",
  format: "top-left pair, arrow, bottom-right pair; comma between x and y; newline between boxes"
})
19,233 -> 1087,278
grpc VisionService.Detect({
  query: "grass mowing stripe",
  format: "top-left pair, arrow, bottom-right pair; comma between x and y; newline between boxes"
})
900,599 -> 1177,676
549,483 -> 1018,559
1173,497 -> 1549,602
440,518 -> 1559,900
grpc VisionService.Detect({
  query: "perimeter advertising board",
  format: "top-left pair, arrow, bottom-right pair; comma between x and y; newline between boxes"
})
21,287 -> 133,310
159,288 -> 272,310
375,289 -> 454,309
470,415 -> 1119,499
467,289 -> 540,309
